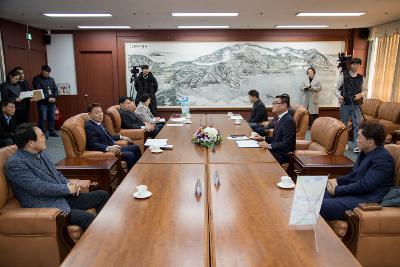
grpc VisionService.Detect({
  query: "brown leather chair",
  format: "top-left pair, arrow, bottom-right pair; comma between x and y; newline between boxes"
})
292,105 -> 309,140
61,113 -> 128,158
295,117 -> 348,155
376,102 -> 400,136
361,98 -> 382,121
0,145 -> 94,267
104,105 -> 145,153
332,144 -> 400,267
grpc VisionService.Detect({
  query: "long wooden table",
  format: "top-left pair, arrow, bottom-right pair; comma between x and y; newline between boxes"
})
61,113 -> 360,267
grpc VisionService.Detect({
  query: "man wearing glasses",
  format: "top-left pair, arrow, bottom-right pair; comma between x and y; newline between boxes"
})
254,94 -> 296,164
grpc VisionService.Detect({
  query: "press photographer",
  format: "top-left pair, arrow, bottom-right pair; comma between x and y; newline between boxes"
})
334,56 -> 368,153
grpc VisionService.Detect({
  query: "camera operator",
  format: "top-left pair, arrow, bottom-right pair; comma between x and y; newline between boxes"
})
134,65 -> 158,116
334,57 -> 368,153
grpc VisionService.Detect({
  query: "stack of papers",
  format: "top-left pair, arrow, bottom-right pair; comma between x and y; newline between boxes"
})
235,140 -> 259,148
166,124 -> 184,127
144,139 -> 168,147
227,136 -> 249,140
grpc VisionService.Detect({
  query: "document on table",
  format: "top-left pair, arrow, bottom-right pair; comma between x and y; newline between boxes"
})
144,139 -> 168,146
227,136 -> 249,140
166,123 -> 184,127
158,118 -> 166,123
289,175 -> 328,228
230,115 -> 243,120
170,117 -> 186,122
19,91 -> 33,99
236,140 -> 259,148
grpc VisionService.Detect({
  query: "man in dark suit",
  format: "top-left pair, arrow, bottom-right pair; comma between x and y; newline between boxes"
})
248,89 -> 268,131
85,103 -> 141,170
256,94 -> 296,164
134,65 -> 158,116
0,100 -> 17,148
32,65 -> 59,137
119,96 -> 161,138
320,121 -> 394,221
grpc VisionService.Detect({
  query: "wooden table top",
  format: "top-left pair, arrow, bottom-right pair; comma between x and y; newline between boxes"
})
294,154 -> 354,168
61,164 -> 208,267
56,157 -> 118,170
207,114 -> 277,163
208,163 -> 360,267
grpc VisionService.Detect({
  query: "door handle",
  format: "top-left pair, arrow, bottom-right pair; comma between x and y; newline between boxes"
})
84,94 -> 88,97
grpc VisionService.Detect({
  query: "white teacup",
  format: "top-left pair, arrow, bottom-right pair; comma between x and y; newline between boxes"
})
234,119 -> 241,125
227,112 -> 233,116
186,114 -> 192,119
250,132 -> 258,138
136,185 -> 148,196
281,176 -> 294,186
151,145 -> 162,153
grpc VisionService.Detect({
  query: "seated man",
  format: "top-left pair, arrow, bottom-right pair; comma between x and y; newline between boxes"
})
320,121 -> 394,221
119,96 -> 161,138
85,103 -> 141,170
5,123 -> 109,230
256,94 -> 296,164
0,100 -> 16,148
247,89 -> 268,131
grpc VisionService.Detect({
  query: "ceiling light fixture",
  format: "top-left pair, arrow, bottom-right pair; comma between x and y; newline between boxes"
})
296,12 -> 365,16
276,25 -> 328,28
177,25 -> 230,29
172,13 -> 238,17
77,26 -> 131,29
44,13 -> 112,17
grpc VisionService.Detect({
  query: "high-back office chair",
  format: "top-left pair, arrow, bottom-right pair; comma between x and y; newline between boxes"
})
292,105 -> 309,140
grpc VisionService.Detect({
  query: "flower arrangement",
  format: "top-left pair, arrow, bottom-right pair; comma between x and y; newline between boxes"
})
192,127 -> 222,148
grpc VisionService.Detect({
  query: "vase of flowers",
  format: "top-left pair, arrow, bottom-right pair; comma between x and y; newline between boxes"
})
192,127 -> 223,149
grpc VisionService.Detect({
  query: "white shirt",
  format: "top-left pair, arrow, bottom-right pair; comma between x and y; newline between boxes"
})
277,111 -> 288,121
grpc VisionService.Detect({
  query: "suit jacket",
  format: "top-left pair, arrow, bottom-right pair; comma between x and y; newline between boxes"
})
119,108 -> 144,129
0,81 -> 21,105
265,112 -> 296,164
0,113 -> 16,139
335,146 -> 394,203
6,150 -> 71,213
300,76 -> 322,114
249,99 -> 268,123
85,119 -> 121,152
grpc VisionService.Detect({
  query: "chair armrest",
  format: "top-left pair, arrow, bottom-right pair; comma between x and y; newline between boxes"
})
81,151 -> 116,158
0,208 -> 62,235
115,140 -> 129,146
354,206 -> 400,234
296,140 -> 312,150
120,129 -> 145,141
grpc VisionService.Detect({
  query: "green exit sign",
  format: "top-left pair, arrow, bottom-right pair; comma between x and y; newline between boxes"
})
25,33 -> 32,40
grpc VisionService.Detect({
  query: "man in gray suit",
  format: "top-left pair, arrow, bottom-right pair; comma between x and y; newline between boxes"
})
5,123 -> 109,230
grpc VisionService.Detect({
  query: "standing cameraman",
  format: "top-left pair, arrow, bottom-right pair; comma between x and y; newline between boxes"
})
334,58 -> 367,153
134,65 -> 158,116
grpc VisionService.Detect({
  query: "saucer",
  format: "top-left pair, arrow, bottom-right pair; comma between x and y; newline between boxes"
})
151,148 -> 163,153
133,191 -> 152,199
277,181 -> 295,189
184,120 -> 192,124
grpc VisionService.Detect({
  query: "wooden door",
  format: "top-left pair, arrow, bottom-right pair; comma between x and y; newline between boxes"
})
77,51 -> 116,112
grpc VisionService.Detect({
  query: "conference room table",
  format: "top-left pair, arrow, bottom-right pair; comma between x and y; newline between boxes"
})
61,113 -> 360,267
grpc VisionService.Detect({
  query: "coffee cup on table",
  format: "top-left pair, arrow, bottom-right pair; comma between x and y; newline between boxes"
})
227,112 -> 233,116
281,176 -> 294,186
234,119 -> 241,125
136,185 -> 148,196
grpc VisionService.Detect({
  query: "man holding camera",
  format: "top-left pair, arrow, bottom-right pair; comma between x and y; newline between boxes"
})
134,65 -> 158,116
335,58 -> 368,153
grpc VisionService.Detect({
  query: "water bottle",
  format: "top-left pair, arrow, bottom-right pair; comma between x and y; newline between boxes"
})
180,96 -> 190,117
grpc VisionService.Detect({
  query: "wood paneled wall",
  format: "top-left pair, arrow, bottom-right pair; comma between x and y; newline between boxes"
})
3,24 -> 371,120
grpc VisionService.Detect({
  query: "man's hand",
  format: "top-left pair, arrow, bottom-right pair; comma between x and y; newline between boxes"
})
260,121 -> 269,127
327,179 -> 338,196
354,93 -> 362,101
338,96 -> 344,104
67,182 -> 79,195
16,97 -> 23,102
48,97 -> 56,103
258,141 -> 268,149
121,136 -> 133,143
107,145 -> 121,155
144,122 -> 155,131
253,135 -> 265,141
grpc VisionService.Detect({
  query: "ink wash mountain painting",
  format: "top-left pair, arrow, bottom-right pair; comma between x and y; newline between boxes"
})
125,41 -> 344,107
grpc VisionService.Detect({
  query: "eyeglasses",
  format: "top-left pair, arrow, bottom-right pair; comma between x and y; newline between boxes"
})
272,101 -> 283,105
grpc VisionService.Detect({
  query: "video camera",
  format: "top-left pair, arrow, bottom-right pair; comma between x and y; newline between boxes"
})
337,52 -> 352,73
130,65 -> 141,83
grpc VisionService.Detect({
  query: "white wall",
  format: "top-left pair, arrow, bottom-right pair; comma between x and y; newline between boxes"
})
46,34 -> 77,95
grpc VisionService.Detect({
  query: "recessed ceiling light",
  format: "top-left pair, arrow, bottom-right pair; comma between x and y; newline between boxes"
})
276,25 -> 328,28
296,12 -> 365,16
177,25 -> 230,29
77,26 -> 131,29
172,13 -> 238,17
44,13 -> 112,17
